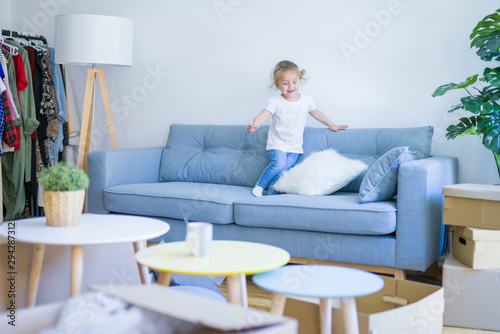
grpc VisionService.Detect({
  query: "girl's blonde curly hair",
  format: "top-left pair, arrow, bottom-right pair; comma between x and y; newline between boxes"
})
271,60 -> 307,88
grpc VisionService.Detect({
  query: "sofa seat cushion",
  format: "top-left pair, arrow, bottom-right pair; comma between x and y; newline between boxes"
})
234,192 -> 397,235
104,182 -> 251,224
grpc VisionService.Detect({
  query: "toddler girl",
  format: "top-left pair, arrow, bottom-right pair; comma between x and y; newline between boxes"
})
248,60 -> 347,197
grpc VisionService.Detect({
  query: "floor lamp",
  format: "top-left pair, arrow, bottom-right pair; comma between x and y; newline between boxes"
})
55,14 -> 133,171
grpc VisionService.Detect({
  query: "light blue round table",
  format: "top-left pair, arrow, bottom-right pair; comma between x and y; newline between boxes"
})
252,265 -> 384,334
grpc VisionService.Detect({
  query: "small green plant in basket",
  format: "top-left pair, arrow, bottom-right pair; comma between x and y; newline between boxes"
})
38,162 -> 89,227
38,162 -> 89,191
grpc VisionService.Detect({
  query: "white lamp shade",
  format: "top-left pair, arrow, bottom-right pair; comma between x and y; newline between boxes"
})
55,14 -> 133,66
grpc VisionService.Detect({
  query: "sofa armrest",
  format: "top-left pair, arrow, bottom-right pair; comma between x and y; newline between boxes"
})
395,156 -> 459,271
87,147 -> 164,213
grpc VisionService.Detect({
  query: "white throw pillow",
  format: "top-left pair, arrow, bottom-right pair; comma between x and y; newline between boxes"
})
273,149 -> 368,196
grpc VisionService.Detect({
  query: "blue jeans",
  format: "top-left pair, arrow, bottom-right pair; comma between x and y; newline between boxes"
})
256,149 -> 300,195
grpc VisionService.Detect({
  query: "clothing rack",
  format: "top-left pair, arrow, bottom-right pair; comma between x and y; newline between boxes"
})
1,29 -> 48,45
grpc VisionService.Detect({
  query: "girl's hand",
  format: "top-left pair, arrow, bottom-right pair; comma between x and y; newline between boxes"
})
248,123 -> 258,133
330,124 -> 348,132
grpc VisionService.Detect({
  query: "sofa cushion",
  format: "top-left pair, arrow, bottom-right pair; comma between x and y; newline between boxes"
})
234,193 -> 397,235
103,182 -> 251,224
273,149 -> 368,195
301,126 -> 433,192
359,146 -> 416,203
159,125 -> 433,192
159,124 -> 270,187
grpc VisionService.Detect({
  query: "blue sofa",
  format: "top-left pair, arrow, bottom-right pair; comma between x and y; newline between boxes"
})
87,124 -> 458,275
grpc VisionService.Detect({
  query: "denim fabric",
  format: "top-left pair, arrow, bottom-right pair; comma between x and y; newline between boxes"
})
256,149 -> 300,195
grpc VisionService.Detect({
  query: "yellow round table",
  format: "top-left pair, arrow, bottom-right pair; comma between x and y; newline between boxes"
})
135,240 -> 290,306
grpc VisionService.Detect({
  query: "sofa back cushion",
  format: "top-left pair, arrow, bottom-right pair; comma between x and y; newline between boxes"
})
159,124 -> 270,187
302,126 -> 433,191
159,124 -> 433,190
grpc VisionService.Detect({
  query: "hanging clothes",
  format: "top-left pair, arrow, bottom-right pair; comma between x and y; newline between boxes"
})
1,50 -> 21,156
42,45 -> 67,165
2,39 -> 39,220
2,30 -> 70,218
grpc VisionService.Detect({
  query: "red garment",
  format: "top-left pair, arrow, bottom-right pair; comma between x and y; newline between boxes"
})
11,54 -> 28,151
14,128 -> 21,150
12,54 -> 28,106
2,91 -> 19,147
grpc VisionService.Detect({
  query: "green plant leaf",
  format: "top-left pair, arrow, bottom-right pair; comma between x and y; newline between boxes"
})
38,162 -> 89,191
477,102 -> 500,153
474,30 -> 500,62
484,67 -> 500,87
483,85 -> 500,101
446,116 -> 480,140
461,96 -> 484,114
470,9 -> 500,61
447,103 -> 464,113
482,122 -> 500,154
432,74 -> 478,97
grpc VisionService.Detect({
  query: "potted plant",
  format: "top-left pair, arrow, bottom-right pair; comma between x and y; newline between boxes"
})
432,8 -> 500,177
38,162 -> 89,227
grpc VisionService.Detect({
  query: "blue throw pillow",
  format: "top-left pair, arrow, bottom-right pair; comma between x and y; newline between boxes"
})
358,146 -> 416,203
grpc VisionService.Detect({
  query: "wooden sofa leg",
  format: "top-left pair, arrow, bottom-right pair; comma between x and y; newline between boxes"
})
394,269 -> 406,280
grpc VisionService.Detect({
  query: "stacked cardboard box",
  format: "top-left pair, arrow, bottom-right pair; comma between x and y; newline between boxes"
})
442,183 -> 500,331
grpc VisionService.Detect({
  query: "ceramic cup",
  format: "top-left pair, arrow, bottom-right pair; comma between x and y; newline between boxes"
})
186,222 -> 213,256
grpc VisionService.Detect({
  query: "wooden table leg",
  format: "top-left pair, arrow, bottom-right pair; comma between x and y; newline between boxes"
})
319,298 -> 332,334
27,244 -> 45,307
71,245 -> 84,296
341,297 -> 359,334
157,272 -> 171,286
270,293 -> 287,315
227,273 -> 248,307
133,241 -> 150,284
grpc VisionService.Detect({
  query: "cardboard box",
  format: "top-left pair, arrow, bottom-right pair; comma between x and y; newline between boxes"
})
443,253 -> 500,331
284,276 -> 443,334
0,285 -> 297,334
453,226 -> 500,269
443,184 -> 500,229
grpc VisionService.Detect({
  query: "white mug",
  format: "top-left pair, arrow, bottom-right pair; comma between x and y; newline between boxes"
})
186,222 -> 213,256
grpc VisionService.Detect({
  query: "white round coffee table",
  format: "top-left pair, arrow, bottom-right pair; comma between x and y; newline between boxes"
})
0,214 -> 169,307
253,265 -> 384,334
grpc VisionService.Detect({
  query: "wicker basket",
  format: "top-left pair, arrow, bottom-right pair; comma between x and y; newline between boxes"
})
42,190 -> 85,227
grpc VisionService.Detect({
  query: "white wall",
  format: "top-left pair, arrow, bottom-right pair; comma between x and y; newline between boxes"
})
0,0 -> 11,27
8,0 -> 500,184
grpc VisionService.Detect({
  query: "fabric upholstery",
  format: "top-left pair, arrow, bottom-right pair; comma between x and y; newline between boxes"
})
159,124 -> 270,187
234,193 -> 397,235
358,146 -> 416,203
104,182 -> 250,224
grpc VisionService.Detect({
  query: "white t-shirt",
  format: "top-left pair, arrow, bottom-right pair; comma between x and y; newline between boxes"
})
264,94 -> 317,153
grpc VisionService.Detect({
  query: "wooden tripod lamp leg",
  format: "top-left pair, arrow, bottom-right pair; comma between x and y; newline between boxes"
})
76,68 -> 119,172
77,69 -> 97,171
97,70 -> 118,149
